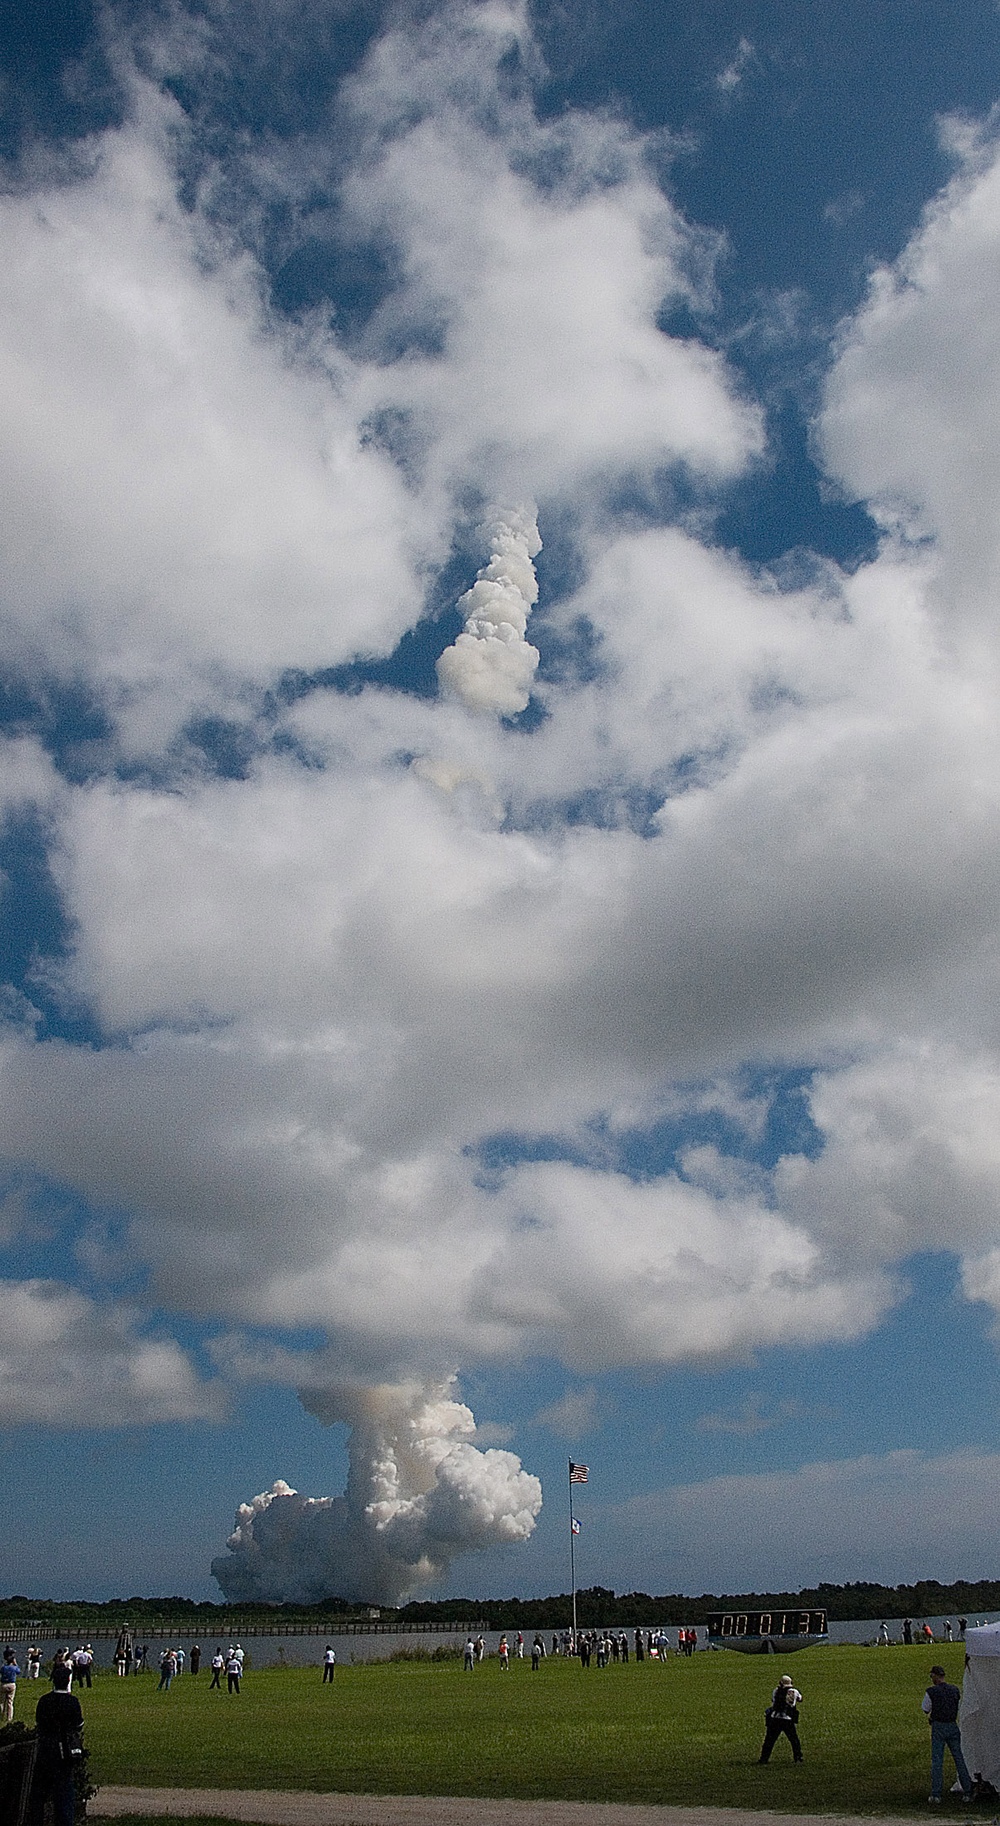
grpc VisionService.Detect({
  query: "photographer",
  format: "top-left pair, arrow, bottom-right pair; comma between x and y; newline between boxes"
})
759,1673 -> 804,1765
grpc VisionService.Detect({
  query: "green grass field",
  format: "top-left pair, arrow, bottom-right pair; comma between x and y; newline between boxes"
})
63,1644 -> 975,1815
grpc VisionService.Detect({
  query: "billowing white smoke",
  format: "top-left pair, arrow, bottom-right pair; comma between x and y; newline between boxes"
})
436,508 -> 542,715
211,1377 -> 542,1605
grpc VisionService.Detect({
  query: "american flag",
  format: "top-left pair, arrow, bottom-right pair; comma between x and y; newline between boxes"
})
569,1462 -> 589,1484
571,1518 -> 582,1535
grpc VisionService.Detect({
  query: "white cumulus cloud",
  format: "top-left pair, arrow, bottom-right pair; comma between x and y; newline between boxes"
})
0,1278 -> 222,1426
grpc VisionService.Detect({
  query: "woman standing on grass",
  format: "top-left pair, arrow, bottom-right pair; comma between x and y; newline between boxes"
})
759,1673 -> 803,1765
1,1647 -> 20,1722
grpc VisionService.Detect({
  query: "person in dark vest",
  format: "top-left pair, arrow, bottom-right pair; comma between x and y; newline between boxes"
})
190,1644 -> 201,1675
922,1665 -> 973,1803
759,1673 -> 804,1764
30,1662 -> 83,1826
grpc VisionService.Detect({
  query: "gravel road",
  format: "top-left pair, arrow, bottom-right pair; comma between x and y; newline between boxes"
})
90,1790 -> 930,1826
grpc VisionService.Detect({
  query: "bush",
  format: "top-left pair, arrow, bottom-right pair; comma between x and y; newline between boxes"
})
0,1719 -> 96,1823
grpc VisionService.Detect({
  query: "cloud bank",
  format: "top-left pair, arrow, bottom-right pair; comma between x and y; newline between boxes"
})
611,1447 -> 1000,1595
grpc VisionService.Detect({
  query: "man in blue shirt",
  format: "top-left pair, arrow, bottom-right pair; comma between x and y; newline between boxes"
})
923,1665 -> 973,1804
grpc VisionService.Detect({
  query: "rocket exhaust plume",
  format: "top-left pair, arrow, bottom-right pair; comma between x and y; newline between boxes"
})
211,1376 -> 542,1605
436,507 -> 542,716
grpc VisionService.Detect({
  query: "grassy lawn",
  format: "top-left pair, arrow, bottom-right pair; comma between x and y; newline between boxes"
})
62,1644 -> 974,1814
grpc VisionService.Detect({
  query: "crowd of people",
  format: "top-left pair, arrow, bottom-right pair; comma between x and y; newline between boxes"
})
0,1635 -> 254,1718
877,1620 -> 984,1647
457,1626 -> 700,1669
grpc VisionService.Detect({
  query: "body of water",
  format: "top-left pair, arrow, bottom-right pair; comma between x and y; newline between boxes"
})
4,1613 -> 998,1670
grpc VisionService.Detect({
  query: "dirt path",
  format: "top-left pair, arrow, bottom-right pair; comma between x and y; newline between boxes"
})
90,1791 -> 931,1826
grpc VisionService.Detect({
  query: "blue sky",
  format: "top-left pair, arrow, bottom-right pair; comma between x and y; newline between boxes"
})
3,0 -> 1000,1605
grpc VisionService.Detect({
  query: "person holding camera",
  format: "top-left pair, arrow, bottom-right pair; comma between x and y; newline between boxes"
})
759,1672 -> 804,1764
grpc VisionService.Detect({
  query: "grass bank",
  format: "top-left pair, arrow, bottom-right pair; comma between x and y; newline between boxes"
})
61,1643 -> 973,1814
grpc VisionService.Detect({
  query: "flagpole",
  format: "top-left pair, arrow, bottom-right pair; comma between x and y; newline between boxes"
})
568,1458 -> 577,1644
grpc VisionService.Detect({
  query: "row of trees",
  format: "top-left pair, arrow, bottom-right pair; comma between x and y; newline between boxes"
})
401,1579 -> 1000,1629
2,1577 -> 999,1630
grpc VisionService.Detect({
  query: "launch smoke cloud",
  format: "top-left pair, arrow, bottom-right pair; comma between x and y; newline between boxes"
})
211,1376 -> 542,1605
437,508 -> 542,716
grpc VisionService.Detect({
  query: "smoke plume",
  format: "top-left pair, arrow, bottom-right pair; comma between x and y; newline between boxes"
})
436,508 -> 542,715
211,1377 -> 542,1605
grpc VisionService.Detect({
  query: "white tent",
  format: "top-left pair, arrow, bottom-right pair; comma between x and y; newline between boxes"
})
959,1625 -> 1000,1789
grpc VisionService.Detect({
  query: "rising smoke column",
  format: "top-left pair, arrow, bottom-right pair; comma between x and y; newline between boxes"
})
211,1377 -> 542,1605
436,508 -> 542,715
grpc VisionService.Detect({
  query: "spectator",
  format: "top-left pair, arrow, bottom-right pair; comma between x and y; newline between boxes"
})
30,1662 -> 83,1826
1,1647 -> 20,1723
923,1665 -> 973,1805
759,1673 -> 804,1765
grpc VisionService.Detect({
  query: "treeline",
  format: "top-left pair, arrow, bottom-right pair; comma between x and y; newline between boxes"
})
3,1576 -> 999,1631
401,1578 -> 1000,1629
